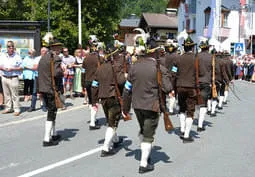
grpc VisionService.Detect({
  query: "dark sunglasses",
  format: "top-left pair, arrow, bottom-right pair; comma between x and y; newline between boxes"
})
7,45 -> 14,48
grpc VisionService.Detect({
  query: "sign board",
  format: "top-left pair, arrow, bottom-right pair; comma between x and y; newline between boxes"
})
234,43 -> 244,52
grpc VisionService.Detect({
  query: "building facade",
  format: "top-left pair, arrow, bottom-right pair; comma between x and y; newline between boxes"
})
175,0 -> 255,54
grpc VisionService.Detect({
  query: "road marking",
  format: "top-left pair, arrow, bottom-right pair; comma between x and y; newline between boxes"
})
0,162 -> 19,171
0,105 -> 85,128
17,146 -> 102,177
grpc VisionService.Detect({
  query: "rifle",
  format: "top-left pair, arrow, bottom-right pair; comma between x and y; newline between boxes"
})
211,54 -> 218,98
155,50 -> 174,131
123,52 -> 127,74
194,46 -> 204,105
110,50 -> 132,121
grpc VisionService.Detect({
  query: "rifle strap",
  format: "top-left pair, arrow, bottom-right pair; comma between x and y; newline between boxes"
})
195,53 -> 200,90
50,56 -> 57,93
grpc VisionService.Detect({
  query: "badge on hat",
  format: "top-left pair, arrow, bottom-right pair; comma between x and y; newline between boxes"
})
182,35 -> 195,47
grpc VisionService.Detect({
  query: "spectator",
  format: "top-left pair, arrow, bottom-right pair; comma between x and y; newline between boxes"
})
73,49 -> 83,96
62,47 -> 75,98
0,41 -> 22,116
22,48 -> 36,102
27,47 -> 48,112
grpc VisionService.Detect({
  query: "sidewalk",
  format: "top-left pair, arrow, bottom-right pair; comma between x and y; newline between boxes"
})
0,96 -> 87,126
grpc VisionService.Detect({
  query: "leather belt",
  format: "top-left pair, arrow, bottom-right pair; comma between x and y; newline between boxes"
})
2,75 -> 18,79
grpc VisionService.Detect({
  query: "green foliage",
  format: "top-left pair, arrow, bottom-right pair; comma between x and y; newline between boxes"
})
121,0 -> 169,18
0,0 -> 168,53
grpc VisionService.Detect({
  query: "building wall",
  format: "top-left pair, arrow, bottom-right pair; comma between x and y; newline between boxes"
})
178,0 -> 255,53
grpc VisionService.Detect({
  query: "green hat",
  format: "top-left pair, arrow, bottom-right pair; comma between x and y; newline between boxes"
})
49,38 -> 63,47
182,35 -> 196,47
199,40 -> 209,49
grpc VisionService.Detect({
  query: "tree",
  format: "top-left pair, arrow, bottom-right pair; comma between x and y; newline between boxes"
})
121,0 -> 168,18
0,0 -> 167,52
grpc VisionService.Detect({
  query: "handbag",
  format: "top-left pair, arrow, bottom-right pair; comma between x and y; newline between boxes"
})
50,58 -> 65,108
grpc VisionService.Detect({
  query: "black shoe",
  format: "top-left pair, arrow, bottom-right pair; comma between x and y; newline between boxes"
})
52,135 -> 61,141
0,105 -> 4,111
183,136 -> 194,143
100,149 -> 117,157
207,111 -> 211,115
113,137 -> 124,148
27,107 -> 35,112
138,164 -> 154,174
217,106 -> 223,110
43,140 -> 58,147
197,127 -> 206,132
179,132 -> 185,139
210,113 -> 216,117
223,101 -> 227,105
89,125 -> 100,130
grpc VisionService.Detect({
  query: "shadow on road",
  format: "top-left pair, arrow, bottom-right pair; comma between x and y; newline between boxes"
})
57,128 -> 79,141
125,145 -> 172,165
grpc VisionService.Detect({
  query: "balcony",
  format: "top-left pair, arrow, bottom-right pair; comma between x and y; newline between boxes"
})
203,27 -> 231,37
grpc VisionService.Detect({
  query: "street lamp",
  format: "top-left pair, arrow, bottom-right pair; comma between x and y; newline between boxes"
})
242,3 -> 253,54
48,0 -> 50,32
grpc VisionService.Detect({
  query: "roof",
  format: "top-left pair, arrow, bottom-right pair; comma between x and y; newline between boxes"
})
167,0 -> 182,9
142,13 -> 178,29
119,18 -> 140,28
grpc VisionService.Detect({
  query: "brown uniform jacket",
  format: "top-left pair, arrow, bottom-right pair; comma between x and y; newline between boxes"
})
165,52 -> 179,88
224,57 -> 234,81
91,61 -> 126,104
176,52 -> 196,88
198,51 -> 212,85
123,56 -> 172,113
38,52 -> 63,94
215,56 -> 229,84
83,52 -> 99,82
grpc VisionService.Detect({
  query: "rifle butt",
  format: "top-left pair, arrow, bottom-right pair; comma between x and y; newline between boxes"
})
212,85 -> 218,98
123,113 -> 132,121
164,113 -> 174,131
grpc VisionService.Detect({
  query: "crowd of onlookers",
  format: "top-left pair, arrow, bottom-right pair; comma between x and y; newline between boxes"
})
0,42 -> 92,115
232,54 -> 255,82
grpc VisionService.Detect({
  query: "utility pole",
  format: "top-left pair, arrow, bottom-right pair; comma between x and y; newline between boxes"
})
78,0 -> 82,46
48,0 -> 50,32
250,1 -> 253,54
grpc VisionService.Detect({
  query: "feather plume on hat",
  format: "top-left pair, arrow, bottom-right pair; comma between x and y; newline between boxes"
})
198,36 -> 210,49
177,29 -> 188,41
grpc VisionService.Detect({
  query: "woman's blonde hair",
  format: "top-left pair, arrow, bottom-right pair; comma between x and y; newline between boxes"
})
74,49 -> 82,57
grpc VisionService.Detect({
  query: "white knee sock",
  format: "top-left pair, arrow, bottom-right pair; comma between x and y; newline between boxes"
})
184,118 -> 193,138
198,107 -> 207,128
51,121 -> 57,136
207,99 -> 212,112
211,100 -> 218,114
140,142 -> 152,167
168,97 -> 176,113
218,96 -> 224,107
90,107 -> 97,126
102,127 -> 115,152
223,91 -> 228,102
179,113 -> 186,133
44,121 -> 53,142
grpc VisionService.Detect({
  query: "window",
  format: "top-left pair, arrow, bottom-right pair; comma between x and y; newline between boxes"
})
222,13 -> 228,27
204,7 -> 211,27
193,17 -> 196,30
205,12 -> 210,27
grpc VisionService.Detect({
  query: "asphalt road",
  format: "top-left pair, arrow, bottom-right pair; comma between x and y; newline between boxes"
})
0,80 -> 255,177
